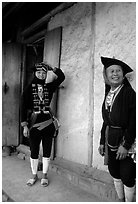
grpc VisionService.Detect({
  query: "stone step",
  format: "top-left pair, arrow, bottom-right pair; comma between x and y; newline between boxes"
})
16,144 -> 119,201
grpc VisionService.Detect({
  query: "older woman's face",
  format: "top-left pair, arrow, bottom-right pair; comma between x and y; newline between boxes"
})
106,65 -> 124,88
35,70 -> 47,80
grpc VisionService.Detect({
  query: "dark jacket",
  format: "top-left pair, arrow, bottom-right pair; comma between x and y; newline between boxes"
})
21,68 -> 65,126
100,78 -> 136,150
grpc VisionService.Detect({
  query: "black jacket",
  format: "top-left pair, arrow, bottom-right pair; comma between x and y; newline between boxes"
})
100,78 -> 136,150
21,68 -> 65,126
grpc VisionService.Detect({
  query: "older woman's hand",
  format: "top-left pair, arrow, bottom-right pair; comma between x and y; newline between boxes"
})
23,126 -> 30,138
98,145 -> 105,156
116,145 -> 128,160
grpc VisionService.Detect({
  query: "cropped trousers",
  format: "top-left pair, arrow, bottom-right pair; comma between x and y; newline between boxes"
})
29,123 -> 55,159
108,148 -> 136,187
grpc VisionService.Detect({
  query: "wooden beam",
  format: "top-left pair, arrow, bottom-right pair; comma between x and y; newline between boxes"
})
22,29 -> 47,44
3,2 -> 25,20
21,2 -> 75,37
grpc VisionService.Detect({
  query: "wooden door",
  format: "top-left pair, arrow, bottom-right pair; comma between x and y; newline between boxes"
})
43,27 -> 62,159
2,43 -> 21,146
43,27 -> 62,115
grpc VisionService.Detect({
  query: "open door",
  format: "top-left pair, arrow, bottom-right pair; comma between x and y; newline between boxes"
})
2,43 -> 22,147
43,27 -> 62,159
43,27 -> 62,115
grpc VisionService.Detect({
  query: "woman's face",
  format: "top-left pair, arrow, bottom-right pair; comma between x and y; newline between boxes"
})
106,65 -> 124,88
35,70 -> 47,80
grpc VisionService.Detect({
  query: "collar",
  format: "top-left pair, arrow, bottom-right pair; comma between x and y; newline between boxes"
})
110,84 -> 122,94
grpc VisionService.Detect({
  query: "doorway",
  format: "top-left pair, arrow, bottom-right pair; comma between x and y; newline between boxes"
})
21,27 -> 62,160
22,39 -> 44,146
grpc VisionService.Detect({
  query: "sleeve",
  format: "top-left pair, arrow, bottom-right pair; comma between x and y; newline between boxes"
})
100,99 -> 107,146
100,121 -> 106,145
123,88 -> 136,150
20,85 -> 32,127
47,67 -> 65,91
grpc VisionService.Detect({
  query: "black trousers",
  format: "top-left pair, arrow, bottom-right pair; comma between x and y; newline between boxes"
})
29,123 -> 55,159
108,148 -> 136,187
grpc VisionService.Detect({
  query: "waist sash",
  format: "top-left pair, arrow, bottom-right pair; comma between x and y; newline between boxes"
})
32,118 -> 53,130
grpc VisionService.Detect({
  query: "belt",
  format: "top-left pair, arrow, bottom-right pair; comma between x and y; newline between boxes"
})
108,143 -> 118,151
108,126 -> 123,151
32,118 -> 53,130
110,126 -> 122,129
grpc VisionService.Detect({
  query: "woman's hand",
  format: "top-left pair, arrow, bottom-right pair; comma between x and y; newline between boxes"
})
98,145 -> 105,156
41,62 -> 53,71
23,126 -> 29,137
116,145 -> 128,160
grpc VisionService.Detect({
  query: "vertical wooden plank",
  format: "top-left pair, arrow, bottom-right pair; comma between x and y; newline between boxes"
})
88,3 -> 96,166
43,27 -> 62,67
43,27 -> 62,159
19,45 -> 26,145
43,27 -> 62,115
2,43 -> 21,146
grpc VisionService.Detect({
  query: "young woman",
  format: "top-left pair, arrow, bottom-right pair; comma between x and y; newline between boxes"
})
98,56 -> 136,202
21,62 -> 65,187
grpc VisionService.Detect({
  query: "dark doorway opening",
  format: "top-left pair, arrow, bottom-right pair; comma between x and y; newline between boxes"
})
22,39 -> 44,146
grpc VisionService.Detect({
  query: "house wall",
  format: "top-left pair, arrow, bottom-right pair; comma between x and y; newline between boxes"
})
47,2 -> 136,170
48,2 -> 93,165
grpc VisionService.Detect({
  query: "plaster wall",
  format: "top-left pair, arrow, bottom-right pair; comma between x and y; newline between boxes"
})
48,3 -> 93,165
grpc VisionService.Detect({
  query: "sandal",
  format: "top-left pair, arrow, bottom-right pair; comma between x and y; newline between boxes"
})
26,176 -> 38,186
41,178 -> 49,187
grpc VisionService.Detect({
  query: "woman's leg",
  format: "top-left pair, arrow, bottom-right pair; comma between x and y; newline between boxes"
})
41,124 -> 55,184
27,128 -> 42,185
124,185 -> 135,202
30,157 -> 39,177
120,157 -> 136,202
113,178 -> 125,201
29,128 -> 42,159
108,149 -> 125,201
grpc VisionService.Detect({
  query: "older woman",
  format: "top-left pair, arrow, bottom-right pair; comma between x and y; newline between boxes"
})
98,56 -> 136,202
21,62 -> 65,187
